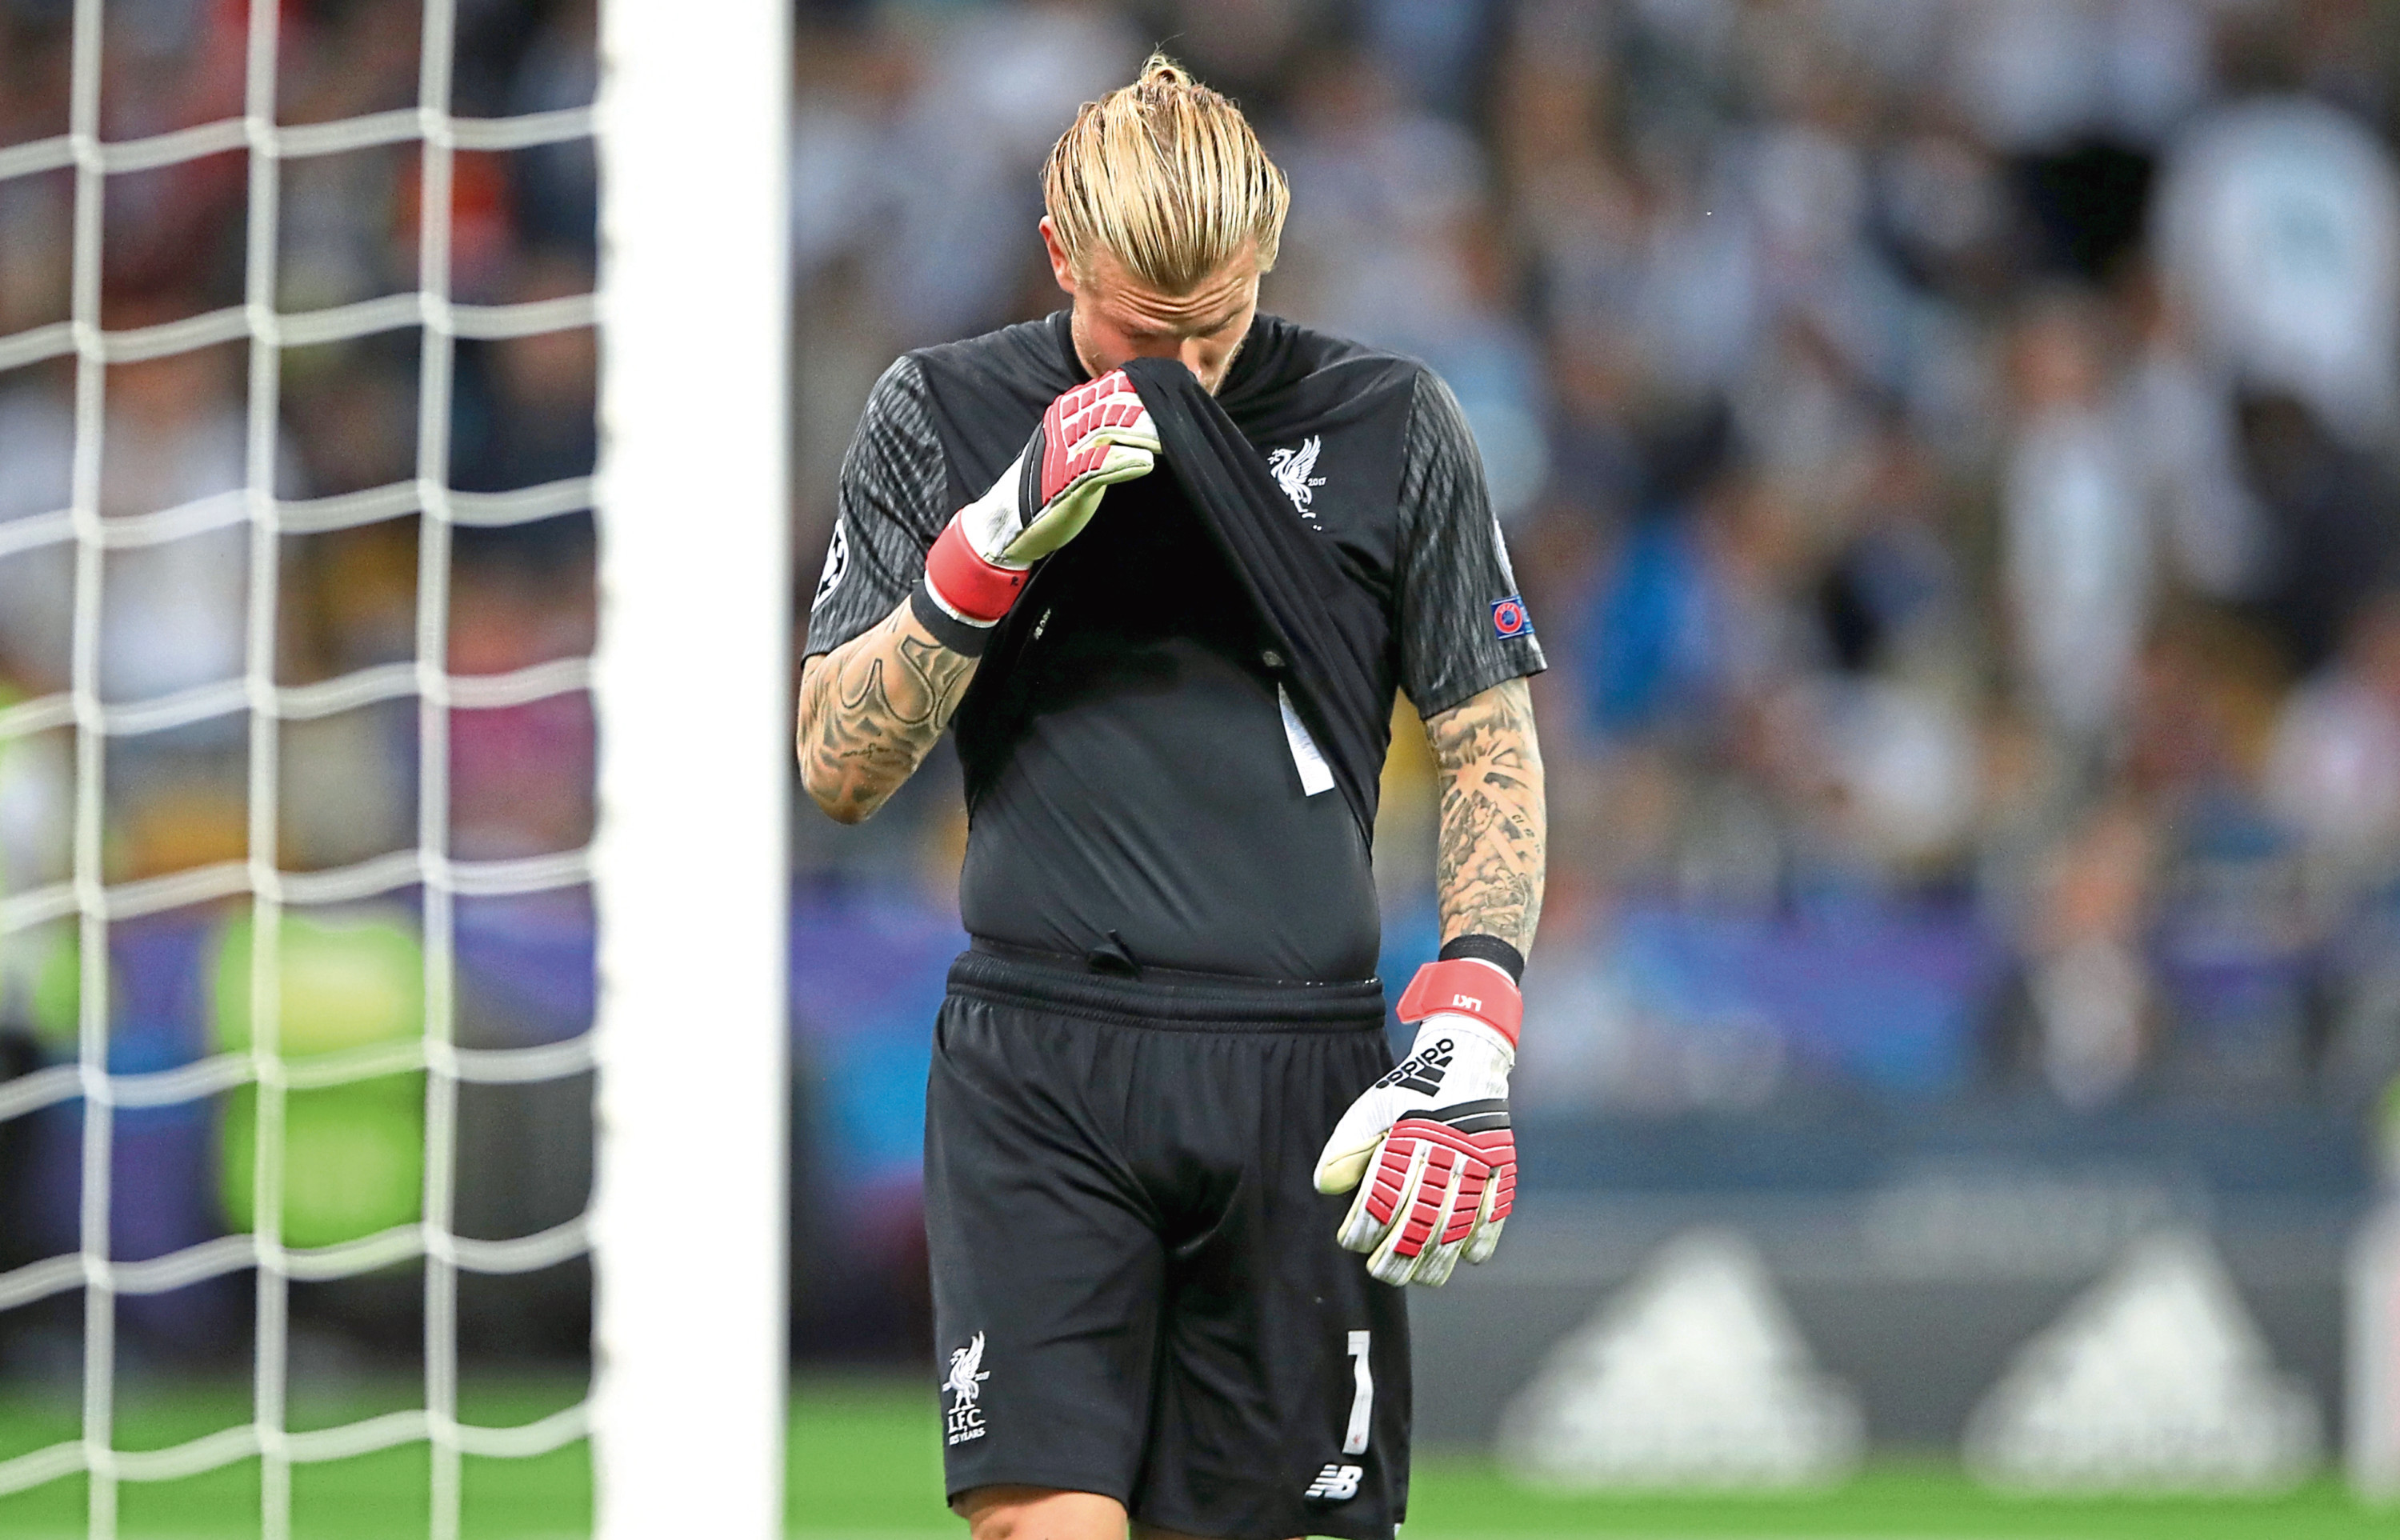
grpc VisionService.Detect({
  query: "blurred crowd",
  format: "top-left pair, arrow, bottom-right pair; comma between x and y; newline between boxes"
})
0,0 -> 603,1364
796,0 -> 2400,1134
0,0 -> 600,962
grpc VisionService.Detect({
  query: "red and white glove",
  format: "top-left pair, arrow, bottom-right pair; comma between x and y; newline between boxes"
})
1313,958 -> 1519,1287
921,368 -> 1159,626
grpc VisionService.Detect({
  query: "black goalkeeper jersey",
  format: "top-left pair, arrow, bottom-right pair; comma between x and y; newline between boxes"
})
806,311 -> 1543,983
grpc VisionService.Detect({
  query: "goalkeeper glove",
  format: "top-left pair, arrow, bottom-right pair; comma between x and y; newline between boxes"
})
921,368 -> 1158,626
1314,958 -> 1519,1288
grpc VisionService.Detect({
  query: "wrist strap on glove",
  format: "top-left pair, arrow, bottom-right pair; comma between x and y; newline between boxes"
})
1439,932 -> 1524,983
922,517 -> 1028,624
1395,957 -> 1522,1047
907,581 -> 992,657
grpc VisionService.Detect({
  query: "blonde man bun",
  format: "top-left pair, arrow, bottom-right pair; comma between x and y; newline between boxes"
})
1042,52 -> 1290,293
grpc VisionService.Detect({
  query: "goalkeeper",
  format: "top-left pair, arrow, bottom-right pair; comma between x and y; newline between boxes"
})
798,54 -> 1545,1540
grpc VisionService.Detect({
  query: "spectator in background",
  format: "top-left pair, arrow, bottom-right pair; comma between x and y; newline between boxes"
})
1997,801 -> 2159,1109
91,324 -> 263,886
506,0 -> 599,260
1151,0 -> 1313,102
2236,390 -> 2398,674
1947,0 -> 2211,154
802,1 -> 1138,347
1274,50 -> 1486,339
2001,290 -> 2150,761
446,550 -> 596,863
2267,590 -> 2400,883
2155,96 -> 2400,447
2117,274 -> 2267,605
96,331 -> 251,710
1273,34 -> 1563,523
0,366 -> 73,698
452,252 -> 599,495
1803,426 -> 1981,882
1359,0 -> 1494,122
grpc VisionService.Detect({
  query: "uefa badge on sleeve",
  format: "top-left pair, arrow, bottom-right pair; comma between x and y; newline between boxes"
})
1490,595 -> 1533,640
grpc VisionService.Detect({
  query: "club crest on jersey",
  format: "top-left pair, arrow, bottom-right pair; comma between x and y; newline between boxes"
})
1376,1037 -> 1454,1097
1305,1463 -> 1364,1502
1490,594 -> 1532,638
812,521 -> 849,611
1268,436 -> 1327,519
944,1331 -> 990,1445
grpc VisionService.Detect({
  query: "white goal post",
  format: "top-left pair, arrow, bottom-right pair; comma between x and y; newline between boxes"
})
589,1 -> 794,1537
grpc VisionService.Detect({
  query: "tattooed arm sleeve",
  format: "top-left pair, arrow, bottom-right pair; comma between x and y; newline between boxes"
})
1426,677 -> 1546,955
796,606 -> 977,824
798,356 -> 966,824
1397,365 -> 1546,953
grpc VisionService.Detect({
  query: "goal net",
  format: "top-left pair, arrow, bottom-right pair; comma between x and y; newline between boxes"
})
0,0 -> 790,1535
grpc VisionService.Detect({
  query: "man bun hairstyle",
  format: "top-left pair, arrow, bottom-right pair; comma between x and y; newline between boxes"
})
1043,52 -> 1290,294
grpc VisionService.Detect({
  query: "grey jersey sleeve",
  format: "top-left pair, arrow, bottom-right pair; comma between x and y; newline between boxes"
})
803,356 -> 950,659
1393,368 -> 1546,718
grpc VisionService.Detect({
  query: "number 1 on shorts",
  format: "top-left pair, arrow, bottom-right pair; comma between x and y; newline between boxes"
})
1343,1330 -> 1373,1454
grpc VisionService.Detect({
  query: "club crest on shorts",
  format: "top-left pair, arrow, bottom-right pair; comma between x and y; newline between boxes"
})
1490,594 -> 1533,638
1304,1462 -> 1363,1502
1268,436 -> 1327,519
944,1331 -> 990,1445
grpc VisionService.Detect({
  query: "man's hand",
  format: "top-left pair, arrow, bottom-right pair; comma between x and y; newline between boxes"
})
1314,958 -> 1519,1287
924,369 -> 1158,623
801,372 -> 1158,824
1316,682 -> 1543,1286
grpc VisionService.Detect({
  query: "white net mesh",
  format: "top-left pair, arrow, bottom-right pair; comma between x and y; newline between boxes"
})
0,1 -> 602,1534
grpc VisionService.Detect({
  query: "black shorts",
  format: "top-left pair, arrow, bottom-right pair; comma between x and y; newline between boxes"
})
925,945 -> 1410,1540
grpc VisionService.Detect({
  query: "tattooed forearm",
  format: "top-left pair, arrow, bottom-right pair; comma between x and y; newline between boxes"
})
796,601 -> 979,823
1426,677 -> 1546,955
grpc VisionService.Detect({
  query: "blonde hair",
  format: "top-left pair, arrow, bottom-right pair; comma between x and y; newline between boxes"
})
1043,53 -> 1290,293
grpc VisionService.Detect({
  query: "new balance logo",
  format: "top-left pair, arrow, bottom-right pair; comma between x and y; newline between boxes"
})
1375,1037 -> 1454,1097
1304,1463 -> 1363,1502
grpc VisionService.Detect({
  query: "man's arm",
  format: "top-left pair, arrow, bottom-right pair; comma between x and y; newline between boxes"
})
798,366 -> 1159,825
1314,365 -> 1542,1288
1425,676 -> 1546,954
1316,674 -> 1541,1288
795,602 -> 978,824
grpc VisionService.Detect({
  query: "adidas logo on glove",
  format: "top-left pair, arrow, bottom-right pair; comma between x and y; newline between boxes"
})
1314,956 -> 1523,1288
1374,1038 -> 1454,1097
